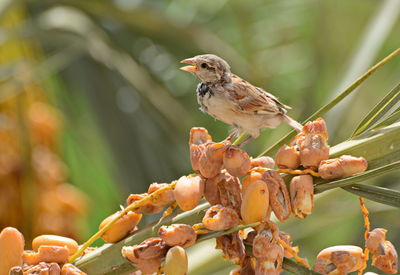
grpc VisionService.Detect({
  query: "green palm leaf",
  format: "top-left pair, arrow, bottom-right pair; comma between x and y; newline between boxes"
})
259,48 -> 400,157
352,82 -> 400,137
342,184 -> 400,208
368,106 -> 400,131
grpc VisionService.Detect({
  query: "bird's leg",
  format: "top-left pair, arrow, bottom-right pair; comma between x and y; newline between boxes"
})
236,135 -> 253,147
224,130 -> 238,143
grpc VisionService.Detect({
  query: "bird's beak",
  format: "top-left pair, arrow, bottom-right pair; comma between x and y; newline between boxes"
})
180,58 -> 198,72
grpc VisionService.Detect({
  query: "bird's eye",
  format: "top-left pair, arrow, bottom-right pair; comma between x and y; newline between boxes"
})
200,63 -> 208,69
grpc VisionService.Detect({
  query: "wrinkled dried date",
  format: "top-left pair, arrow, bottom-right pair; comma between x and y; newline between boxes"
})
371,240 -> 398,274
204,173 -> 224,205
203,205 -> 240,231
131,237 -> 168,260
366,228 -> 387,253
121,237 -> 168,274
158,224 -> 197,248
23,245 -> 69,265
255,244 -> 284,275
126,193 -> 164,214
313,245 -> 364,275
189,127 -> 212,145
147,183 -> 175,207
223,146 -> 252,177
216,232 -> 246,265
318,155 -> 368,180
366,228 -> 398,274
262,170 -> 291,222
289,175 -> 314,219
252,221 -> 280,258
22,262 -> 61,275
189,127 -> 212,172
251,156 -> 275,169
199,142 -> 229,178
298,118 -> 330,170
122,246 -> 162,275
275,145 -> 300,169
217,172 -> 242,214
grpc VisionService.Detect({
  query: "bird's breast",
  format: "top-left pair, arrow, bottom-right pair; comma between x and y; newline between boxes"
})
196,83 -> 213,97
197,86 -> 239,125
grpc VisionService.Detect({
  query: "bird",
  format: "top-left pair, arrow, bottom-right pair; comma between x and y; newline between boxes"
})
180,54 -> 302,145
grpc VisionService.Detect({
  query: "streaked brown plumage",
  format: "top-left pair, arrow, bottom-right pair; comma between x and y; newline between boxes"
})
180,54 -> 302,142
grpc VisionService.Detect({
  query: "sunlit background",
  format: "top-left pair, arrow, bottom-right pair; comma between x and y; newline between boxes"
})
0,0 -> 399,274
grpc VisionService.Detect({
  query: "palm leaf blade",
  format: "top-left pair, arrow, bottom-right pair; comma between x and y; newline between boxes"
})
369,107 -> 400,130
352,83 -> 400,137
259,48 -> 400,157
342,184 -> 400,208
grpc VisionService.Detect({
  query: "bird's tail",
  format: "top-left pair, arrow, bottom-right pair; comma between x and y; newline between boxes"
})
283,115 -> 303,132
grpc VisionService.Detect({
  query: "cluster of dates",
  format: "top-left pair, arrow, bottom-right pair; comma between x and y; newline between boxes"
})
275,118 -> 368,180
0,102 -> 88,239
0,227 -> 86,274
314,227 -> 398,274
3,118 -> 396,275
122,225 -> 193,274
110,118 -> 396,275
98,182 -> 191,274
115,126 -> 296,274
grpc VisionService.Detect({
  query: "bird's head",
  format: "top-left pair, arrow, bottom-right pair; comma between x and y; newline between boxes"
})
180,54 -> 231,83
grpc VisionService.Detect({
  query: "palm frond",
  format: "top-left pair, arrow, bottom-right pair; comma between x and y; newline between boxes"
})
352,82 -> 400,137
0,0 -> 16,19
370,106 -> 400,130
342,184 -> 400,208
259,48 -> 400,157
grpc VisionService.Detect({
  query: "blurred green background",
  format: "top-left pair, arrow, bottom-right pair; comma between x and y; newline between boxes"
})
0,0 -> 399,274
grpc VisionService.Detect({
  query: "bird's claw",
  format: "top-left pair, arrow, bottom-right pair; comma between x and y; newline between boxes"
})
223,131 -> 238,143
236,136 -> 253,147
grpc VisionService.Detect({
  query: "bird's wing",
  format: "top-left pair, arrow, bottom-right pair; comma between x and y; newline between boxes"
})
257,88 -> 292,110
226,75 -> 289,115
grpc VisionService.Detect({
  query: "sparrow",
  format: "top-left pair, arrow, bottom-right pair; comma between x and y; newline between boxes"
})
180,54 -> 302,145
